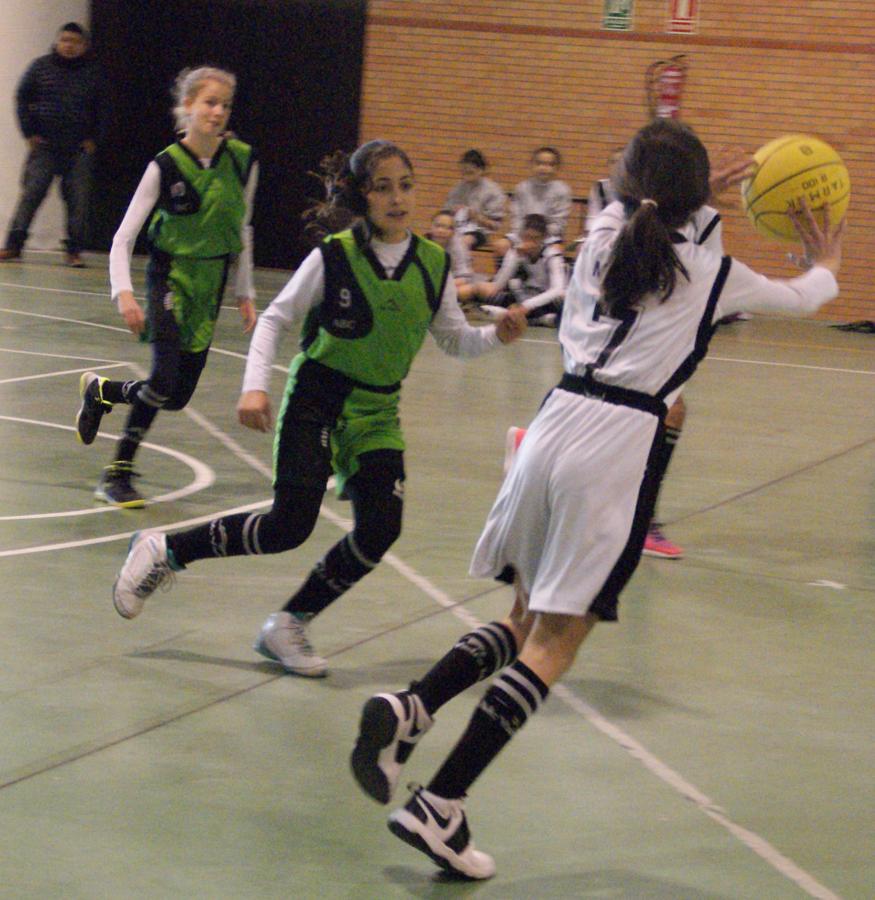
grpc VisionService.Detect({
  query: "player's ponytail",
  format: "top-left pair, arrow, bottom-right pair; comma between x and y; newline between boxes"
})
602,200 -> 685,315
602,119 -> 711,316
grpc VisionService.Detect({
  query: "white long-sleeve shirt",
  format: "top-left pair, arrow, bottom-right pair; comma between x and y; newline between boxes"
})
108,158 -> 258,302
562,200 -> 838,397
490,242 -> 567,312
241,234 -> 501,394
510,177 -> 573,238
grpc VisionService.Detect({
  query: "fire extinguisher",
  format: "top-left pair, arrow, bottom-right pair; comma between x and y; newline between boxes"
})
645,54 -> 688,120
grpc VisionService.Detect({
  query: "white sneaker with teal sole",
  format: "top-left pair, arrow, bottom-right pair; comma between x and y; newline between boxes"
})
113,530 -> 179,619
253,612 -> 328,677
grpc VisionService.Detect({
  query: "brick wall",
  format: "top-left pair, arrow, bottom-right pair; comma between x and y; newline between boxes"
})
361,1 -> 874,321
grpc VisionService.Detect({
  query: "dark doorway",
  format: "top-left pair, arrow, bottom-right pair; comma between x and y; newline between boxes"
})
89,0 -> 366,268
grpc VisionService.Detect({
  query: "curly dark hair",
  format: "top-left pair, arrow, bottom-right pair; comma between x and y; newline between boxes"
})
301,141 -> 414,246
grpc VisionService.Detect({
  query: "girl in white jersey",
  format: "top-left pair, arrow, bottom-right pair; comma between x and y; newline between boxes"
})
350,119 -> 844,880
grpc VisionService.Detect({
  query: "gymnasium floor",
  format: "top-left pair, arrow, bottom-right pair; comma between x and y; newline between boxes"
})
0,253 -> 872,899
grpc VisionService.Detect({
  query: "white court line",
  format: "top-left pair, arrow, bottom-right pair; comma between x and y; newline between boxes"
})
0,499 -> 272,557
0,416 -> 215,520
707,355 -> 875,377
520,335 -> 875,377
0,281 -> 106,299
3,293 -> 874,378
0,362 -> 128,386
0,307 -> 289,374
0,348 -> 127,363
0,280 -> 276,312
0,306 -> 132,334
0,290 -> 848,898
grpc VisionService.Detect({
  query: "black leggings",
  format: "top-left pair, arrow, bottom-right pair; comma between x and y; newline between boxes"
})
168,449 -> 405,569
113,341 -> 209,464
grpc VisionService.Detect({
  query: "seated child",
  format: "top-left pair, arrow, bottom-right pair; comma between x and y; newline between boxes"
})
508,147 -> 573,246
426,209 -> 485,305
479,213 -> 567,326
445,149 -> 506,257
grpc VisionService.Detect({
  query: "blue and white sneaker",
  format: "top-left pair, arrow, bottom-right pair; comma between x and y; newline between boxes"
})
388,785 -> 495,880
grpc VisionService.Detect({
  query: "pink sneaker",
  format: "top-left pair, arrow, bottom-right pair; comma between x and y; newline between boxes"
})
642,524 -> 683,559
503,426 -> 526,475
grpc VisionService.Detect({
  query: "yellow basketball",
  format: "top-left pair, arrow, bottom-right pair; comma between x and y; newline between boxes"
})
740,135 -> 850,241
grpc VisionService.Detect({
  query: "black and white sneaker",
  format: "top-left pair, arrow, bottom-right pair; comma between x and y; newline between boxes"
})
388,785 -> 495,880
76,371 -> 112,445
351,691 -> 433,804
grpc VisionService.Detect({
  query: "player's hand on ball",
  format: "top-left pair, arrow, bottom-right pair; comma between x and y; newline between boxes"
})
787,199 -> 845,277
237,390 -> 272,432
709,154 -> 756,200
496,305 -> 528,343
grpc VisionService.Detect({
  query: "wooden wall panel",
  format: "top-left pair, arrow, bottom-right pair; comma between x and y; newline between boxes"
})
361,1 -> 874,320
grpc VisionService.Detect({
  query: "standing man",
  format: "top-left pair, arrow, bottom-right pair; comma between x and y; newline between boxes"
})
0,22 -> 105,267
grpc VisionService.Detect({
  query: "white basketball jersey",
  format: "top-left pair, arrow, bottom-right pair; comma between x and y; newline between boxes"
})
560,202 -> 728,399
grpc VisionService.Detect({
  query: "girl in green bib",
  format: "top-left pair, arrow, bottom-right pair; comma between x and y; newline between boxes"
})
75,66 -> 258,507
111,139 -> 527,677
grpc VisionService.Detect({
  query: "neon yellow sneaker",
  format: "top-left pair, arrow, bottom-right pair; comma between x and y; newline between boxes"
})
95,461 -> 145,509
76,372 -> 112,445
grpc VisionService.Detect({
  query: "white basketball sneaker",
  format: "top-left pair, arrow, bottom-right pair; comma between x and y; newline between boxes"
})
253,612 -> 328,678
113,530 -> 178,619
351,691 -> 434,803
388,785 -> 495,880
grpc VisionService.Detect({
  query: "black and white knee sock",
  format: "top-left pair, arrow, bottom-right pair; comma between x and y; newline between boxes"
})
113,384 -> 167,464
411,622 -> 518,716
284,534 -> 377,618
101,379 -> 144,405
427,659 -> 548,799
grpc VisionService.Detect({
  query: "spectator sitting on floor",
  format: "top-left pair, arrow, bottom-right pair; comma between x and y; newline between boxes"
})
445,149 -> 506,262
499,146 -> 573,257
426,208 -> 495,307
479,213 -> 566,326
